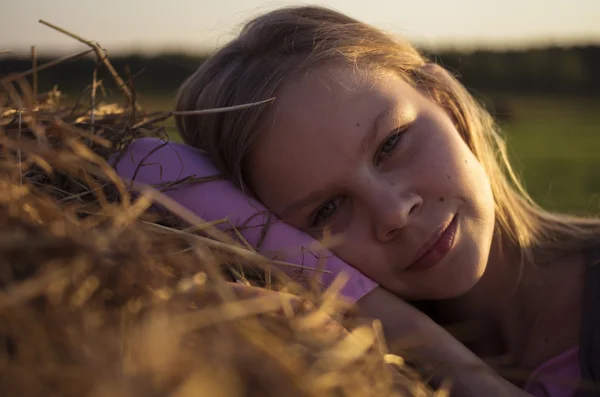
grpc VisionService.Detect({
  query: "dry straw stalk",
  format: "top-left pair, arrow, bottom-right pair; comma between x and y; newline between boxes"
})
0,20 -> 437,397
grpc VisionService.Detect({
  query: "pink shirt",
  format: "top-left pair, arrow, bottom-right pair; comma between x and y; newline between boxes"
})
524,347 -> 581,397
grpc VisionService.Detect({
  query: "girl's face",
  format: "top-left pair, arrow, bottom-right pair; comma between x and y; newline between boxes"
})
249,64 -> 495,300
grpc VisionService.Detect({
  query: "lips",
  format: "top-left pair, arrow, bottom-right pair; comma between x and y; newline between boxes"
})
406,215 -> 458,272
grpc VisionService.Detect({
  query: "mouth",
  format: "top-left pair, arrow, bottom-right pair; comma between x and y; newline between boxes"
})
405,214 -> 458,272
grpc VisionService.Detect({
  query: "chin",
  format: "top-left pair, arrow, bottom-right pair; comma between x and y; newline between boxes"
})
390,214 -> 493,301
443,259 -> 489,301
396,252 -> 488,301
402,282 -> 477,301
431,272 -> 483,300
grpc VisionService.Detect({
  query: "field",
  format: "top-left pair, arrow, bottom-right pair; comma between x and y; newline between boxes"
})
493,94 -> 600,215
136,93 -> 600,216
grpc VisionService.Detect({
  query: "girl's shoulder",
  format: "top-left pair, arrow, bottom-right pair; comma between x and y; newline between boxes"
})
585,246 -> 600,269
579,246 -> 600,395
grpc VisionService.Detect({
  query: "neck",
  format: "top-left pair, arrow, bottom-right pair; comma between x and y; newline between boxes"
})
428,235 -> 585,369
431,235 -> 517,312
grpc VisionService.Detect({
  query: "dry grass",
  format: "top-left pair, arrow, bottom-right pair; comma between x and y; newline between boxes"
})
0,21 -> 437,397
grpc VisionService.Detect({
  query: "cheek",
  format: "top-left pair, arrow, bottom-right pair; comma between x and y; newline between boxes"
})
408,110 -> 490,198
333,223 -> 368,262
417,133 -> 490,202
455,149 -> 493,201
439,147 -> 495,225
330,221 -> 394,282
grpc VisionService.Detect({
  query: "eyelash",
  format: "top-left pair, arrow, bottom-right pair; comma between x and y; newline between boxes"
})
311,197 -> 344,228
375,126 -> 408,165
310,125 -> 410,228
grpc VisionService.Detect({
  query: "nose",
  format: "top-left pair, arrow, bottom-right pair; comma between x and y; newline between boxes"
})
371,186 -> 422,242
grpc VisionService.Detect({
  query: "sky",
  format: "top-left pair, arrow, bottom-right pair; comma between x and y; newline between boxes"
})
2,0 -> 600,55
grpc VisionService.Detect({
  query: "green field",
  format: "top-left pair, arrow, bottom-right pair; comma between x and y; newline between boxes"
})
490,94 -> 600,216
138,94 -> 600,216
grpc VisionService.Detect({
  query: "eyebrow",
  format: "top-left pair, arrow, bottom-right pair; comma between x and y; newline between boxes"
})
279,105 -> 395,217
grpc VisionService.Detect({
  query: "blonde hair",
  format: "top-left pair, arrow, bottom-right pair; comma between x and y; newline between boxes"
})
175,6 -> 600,265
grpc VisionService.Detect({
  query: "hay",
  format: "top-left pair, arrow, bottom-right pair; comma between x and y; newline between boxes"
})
0,22 -> 436,397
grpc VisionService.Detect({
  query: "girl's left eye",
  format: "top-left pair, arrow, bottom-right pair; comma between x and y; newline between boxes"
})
381,132 -> 402,155
375,126 -> 408,164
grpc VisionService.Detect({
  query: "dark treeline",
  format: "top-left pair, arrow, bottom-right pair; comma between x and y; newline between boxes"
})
1,45 -> 599,98
423,45 -> 600,97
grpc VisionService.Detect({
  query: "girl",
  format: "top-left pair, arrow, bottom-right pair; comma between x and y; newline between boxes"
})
116,6 -> 600,397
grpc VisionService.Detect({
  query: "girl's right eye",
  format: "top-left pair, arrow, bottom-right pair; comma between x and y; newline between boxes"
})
311,197 -> 343,227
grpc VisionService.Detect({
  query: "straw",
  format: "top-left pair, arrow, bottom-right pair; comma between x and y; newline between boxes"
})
0,22 -> 437,397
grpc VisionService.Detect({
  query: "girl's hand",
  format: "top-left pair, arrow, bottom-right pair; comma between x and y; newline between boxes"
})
356,287 -> 533,397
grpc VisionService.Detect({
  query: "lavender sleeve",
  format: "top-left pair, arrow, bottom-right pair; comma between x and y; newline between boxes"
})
113,137 -> 378,302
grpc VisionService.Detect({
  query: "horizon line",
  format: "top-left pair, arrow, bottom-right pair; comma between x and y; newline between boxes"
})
3,36 -> 600,58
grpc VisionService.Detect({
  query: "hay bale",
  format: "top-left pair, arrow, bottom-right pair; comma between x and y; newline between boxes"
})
0,26 -> 435,397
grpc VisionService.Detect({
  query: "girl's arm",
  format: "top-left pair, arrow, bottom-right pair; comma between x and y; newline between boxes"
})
358,287 -> 532,397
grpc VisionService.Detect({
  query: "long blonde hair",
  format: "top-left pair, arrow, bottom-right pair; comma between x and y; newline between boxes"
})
175,6 -> 600,265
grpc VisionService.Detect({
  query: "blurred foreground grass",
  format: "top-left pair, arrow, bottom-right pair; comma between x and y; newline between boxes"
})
134,93 -> 600,216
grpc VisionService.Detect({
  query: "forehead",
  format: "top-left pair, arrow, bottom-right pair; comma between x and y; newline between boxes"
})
274,64 -> 390,120
265,63 -> 417,150
266,65 -> 413,143
249,64 -> 416,210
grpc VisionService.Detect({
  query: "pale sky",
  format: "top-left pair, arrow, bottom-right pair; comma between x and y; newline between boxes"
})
2,0 -> 600,55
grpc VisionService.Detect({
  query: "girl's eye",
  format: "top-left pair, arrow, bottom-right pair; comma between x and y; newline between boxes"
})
381,133 -> 401,155
375,125 -> 409,165
311,197 -> 342,227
